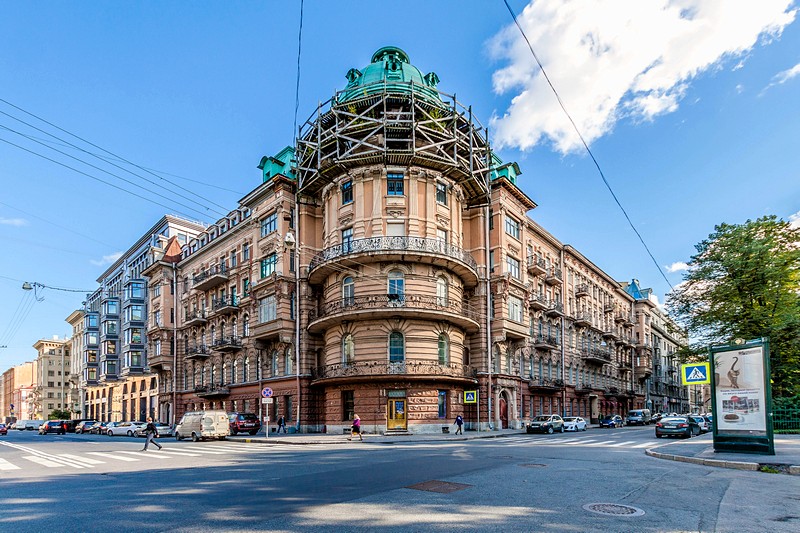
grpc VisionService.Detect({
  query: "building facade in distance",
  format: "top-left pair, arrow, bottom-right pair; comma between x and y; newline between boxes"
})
31,337 -> 69,419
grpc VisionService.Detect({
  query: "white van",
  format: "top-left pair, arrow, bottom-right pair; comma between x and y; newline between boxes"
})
626,409 -> 652,426
175,410 -> 229,441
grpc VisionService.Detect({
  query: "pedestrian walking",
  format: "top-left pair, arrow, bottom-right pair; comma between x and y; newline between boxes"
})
350,414 -> 363,441
277,415 -> 287,433
141,417 -> 162,451
454,414 -> 464,435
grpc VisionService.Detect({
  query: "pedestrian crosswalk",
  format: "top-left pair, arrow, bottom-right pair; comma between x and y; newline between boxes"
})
493,434 -> 660,450
0,440 -> 279,473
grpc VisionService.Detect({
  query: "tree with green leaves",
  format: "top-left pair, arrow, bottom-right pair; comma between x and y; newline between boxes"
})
48,408 -> 72,420
667,215 -> 800,397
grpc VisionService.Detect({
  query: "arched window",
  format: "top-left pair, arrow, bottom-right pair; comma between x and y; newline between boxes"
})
230,359 -> 237,384
220,321 -> 226,339
342,334 -> 355,365
388,270 -> 405,305
389,332 -> 405,363
437,334 -> 449,365
244,356 -> 250,382
243,315 -> 250,337
256,353 -> 262,380
200,365 -> 206,386
184,335 -> 189,354
231,318 -> 238,338
182,366 -> 188,390
285,347 -> 293,375
436,276 -> 448,307
210,325 -> 216,344
493,345 -> 501,373
271,350 -> 278,377
342,276 -> 354,306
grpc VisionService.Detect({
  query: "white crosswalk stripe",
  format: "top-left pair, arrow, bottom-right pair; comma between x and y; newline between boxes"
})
155,449 -> 202,457
59,454 -> 105,466
87,452 -> 140,462
0,458 -> 21,470
118,451 -> 170,459
23,455 -> 64,468
608,441 -> 637,447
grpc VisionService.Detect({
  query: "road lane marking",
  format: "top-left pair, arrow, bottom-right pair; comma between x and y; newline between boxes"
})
118,451 -> 170,459
585,440 -> 617,446
0,458 -> 21,470
608,441 -> 637,447
155,450 -> 201,457
87,452 -> 139,462
1,441 -> 87,468
631,443 -> 655,448
22,456 -> 64,468
59,454 -> 105,465
176,448 -> 226,455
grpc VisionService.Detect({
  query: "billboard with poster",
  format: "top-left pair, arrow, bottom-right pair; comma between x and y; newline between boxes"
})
709,338 -> 774,455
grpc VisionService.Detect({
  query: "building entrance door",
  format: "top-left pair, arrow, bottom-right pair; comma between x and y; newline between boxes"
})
387,399 -> 407,430
499,396 -> 509,429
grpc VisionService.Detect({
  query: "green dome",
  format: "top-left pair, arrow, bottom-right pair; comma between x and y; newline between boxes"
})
337,46 -> 443,105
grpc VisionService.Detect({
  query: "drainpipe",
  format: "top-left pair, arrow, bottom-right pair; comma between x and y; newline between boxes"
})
172,261 -> 177,427
294,192 -> 301,432
485,200 -> 493,430
560,247 -> 566,418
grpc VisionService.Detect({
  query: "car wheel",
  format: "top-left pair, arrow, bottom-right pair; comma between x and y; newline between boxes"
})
107,430 -> 113,436
191,432 -> 199,442
547,427 -> 554,434
559,426 -> 564,433
127,430 -> 133,437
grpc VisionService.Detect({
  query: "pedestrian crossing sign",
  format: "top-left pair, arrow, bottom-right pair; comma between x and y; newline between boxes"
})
464,390 -> 477,404
681,362 -> 711,385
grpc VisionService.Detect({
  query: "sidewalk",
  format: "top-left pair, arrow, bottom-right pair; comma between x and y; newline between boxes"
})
645,433 -> 800,475
230,426 -> 800,475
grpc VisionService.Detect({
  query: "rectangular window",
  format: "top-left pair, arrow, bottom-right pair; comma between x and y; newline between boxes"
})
508,295 -> 523,322
341,180 -> 353,204
104,340 -> 117,355
106,361 -> 117,375
506,256 -> 520,279
436,228 -> 447,246
86,332 -> 98,346
105,300 -> 118,315
86,315 -> 98,328
489,209 -> 494,230
289,207 -> 295,229
260,254 -> 277,278
435,182 -> 447,205
387,173 -> 404,195
243,278 -> 250,296
387,222 -> 405,237
154,340 -> 161,356
230,250 -> 237,267
129,282 -> 144,299
129,305 -> 144,322
342,391 -> 355,421
242,243 -> 250,261
129,351 -> 142,367
128,328 -> 143,344
86,350 -> 97,363
489,250 -> 495,272
87,368 -> 97,380
342,227 -> 353,253
153,310 -> 161,327
505,216 -> 520,239
260,212 -> 277,237
258,295 -> 277,323
289,250 -> 295,273
437,390 -> 447,419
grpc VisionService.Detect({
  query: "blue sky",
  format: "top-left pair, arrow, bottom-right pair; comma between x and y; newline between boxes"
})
1,1 -> 798,369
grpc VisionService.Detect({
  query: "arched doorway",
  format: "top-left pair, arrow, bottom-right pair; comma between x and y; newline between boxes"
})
499,392 -> 509,429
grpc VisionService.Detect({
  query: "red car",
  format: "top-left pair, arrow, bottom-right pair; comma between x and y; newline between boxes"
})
228,412 -> 261,435
0,423 -> 8,436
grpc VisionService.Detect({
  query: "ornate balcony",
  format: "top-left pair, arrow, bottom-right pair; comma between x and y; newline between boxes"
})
528,377 -> 565,392
307,236 -> 480,288
212,336 -> 243,352
185,344 -> 211,360
212,296 -> 239,315
184,310 -> 207,327
635,365 -> 653,380
614,312 -> 626,324
527,256 -> 546,276
580,347 -> 612,365
573,312 -> 592,327
147,353 -> 172,371
533,333 -> 559,350
307,294 -> 480,334
574,382 -> 594,395
529,293 -> 548,311
545,267 -> 562,285
602,328 -> 621,342
311,359 -> 478,385
575,284 -> 590,298
545,300 -> 564,317
195,385 -> 230,399
603,304 -> 615,314
193,264 -> 228,291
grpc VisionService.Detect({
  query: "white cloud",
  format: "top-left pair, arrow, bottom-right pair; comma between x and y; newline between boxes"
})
761,61 -> 800,94
665,261 -> 689,273
790,210 -> 800,229
0,217 -> 27,226
90,252 -> 123,267
489,0 -> 796,153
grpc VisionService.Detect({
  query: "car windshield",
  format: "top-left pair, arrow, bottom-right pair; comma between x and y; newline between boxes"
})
532,416 -> 551,422
564,417 -> 577,422
602,415 -> 615,420
661,417 -> 686,423
239,414 -> 258,421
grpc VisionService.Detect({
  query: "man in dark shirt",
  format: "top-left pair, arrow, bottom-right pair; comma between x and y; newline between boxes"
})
142,417 -> 162,451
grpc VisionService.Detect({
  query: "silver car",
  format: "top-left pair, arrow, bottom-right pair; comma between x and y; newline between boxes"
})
134,423 -> 174,438
526,414 -> 564,434
107,421 -> 146,437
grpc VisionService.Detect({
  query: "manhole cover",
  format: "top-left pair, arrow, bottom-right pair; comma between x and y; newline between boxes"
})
407,480 -> 472,493
520,463 -> 547,468
583,503 -> 645,517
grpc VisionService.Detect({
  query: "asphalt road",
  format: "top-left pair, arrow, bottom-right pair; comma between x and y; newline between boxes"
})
1,426 -> 798,532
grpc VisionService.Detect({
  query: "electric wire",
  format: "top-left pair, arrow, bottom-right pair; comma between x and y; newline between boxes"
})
292,0 -> 304,142
0,98 -> 232,214
501,0 -> 673,292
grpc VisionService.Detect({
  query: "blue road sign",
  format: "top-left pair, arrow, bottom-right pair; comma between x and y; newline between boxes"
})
681,363 -> 711,385
261,387 -> 274,398
464,390 -> 477,404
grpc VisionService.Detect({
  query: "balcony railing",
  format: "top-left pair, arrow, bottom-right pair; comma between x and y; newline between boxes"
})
212,296 -> 239,315
533,333 -> 559,350
194,385 -> 230,398
311,359 -> 477,382
212,336 -> 243,352
308,294 -> 479,323
308,236 -> 478,273
527,256 -> 546,276
545,300 -> 564,317
545,266 -> 563,285
580,347 -> 612,364
529,293 -> 548,311
185,345 -> 210,359
184,309 -> 207,327
574,382 -> 594,394
573,312 -> 592,327
193,264 -> 228,291
575,283 -> 590,298
528,377 -> 565,391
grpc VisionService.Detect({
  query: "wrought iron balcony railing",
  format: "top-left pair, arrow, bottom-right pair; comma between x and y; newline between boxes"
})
528,377 -> 565,390
311,359 -> 477,381
308,294 -> 478,323
308,236 -> 478,273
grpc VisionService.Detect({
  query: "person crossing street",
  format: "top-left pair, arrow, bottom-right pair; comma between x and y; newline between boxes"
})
141,417 -> 162,451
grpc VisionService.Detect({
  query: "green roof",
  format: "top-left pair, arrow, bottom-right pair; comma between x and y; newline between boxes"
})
337,46 -> 444,106
258,146 -> 295,183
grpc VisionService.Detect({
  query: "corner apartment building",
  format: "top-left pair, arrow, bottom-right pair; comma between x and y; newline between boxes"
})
645,299 -> 691,414
144,46 -> 686,432
65,309 -> 85,418
2,362 -> 37,422
31,337 -> 69,419
82,215 -> 205,422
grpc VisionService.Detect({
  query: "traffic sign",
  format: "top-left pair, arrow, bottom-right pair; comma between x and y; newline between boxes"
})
464,390 -> 477,404
681,362 -> 711,385
261,397 -> 273,404
261,387 -> 274,398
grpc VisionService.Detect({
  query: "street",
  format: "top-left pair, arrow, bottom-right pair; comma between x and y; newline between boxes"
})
1,426 -> 798,532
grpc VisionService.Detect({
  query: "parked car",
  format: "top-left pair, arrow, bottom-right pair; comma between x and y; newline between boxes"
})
88,421 -> 110,434
655,416 -> 701,438
228,412 -> 261,435
689,415 -> 709,434
526,414 -> 564,434
625,409 -> 652,426
175,410 -> 230,441
134,423 -> 174,438
563,416 -> 587,432
599,414 -> 624,428
703,414 -> 713,428
75,420 -> 98,434
107,421 -> 146,437
39,420 -> 66,435
0,423 -> 7,436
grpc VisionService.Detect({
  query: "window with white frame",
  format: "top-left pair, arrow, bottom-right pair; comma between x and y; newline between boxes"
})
435,182 -> 447,205
508,295 -> 523,322
505,215 -> 520,239
506,256 -> 520,279
436,276 -> 448,306
342,334 -> 355,365
260,212 -> 277,237
258,295 -> 277,323
342,276 -> 354,306
438,334 -> 449,365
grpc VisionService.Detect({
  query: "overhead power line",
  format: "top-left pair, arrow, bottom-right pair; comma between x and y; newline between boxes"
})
501,0 -> 673,292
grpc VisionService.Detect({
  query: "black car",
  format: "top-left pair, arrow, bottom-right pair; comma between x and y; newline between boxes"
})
655,416 -> 701,438
40,420 -> 67,435
75,420 -> 98,434
599,414 -> 623,428
228,412 -> 261,435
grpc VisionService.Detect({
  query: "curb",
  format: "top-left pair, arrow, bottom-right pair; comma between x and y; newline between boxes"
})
646,448 -> 800,475
232,431 -> 521,446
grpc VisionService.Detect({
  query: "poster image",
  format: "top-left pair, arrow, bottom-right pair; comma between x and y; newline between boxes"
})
714,346 -> 766,433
